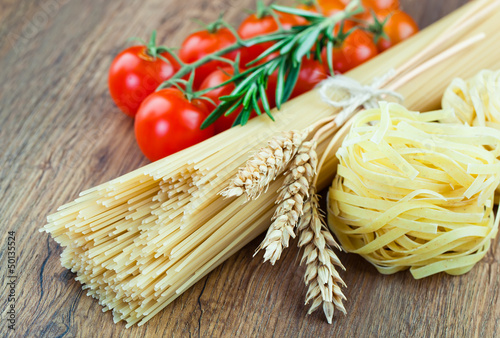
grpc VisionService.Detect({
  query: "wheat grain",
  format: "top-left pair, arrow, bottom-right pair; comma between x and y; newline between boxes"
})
256,141 -> 318,265
298,188 -> 346,324
221,130 -> 309,201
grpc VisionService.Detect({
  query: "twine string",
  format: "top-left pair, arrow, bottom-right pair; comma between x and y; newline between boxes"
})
318,70 -> 404,126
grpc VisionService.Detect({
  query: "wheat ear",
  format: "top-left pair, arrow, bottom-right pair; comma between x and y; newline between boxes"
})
256,141 -> 318,265
221,129 -> 309,200
298,188 -> 346,324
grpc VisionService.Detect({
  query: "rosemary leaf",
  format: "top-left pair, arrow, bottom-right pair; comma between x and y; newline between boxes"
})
224,97 -> 245,117
326,40 -> 334,76
252,90 -> 263,116
266,58 -> 281,77
232,111 -> 243,127
240,105 -> 252,125
243,83 -> 257,108
275,57 -> 288,110
249,39 -> 290,66
259,83 -> 273,120
280,34 -> 302,55
272,5 -> 324,20
283,60 -> 302,102
201,100 -> 235,129
231,70 -> 263,96
295,26 -> 322,62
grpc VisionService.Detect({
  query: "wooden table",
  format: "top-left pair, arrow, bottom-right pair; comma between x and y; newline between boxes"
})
4,0 -> 498,337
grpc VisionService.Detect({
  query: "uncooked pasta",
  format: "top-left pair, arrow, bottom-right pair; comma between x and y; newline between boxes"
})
42,0 -> 500,326
442,69 -> 500,200
442,69 -> 500,127
328,102 -> 500,279
42,102 -> 342,327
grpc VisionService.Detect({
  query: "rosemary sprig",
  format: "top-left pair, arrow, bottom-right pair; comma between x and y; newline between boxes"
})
157,0 -> 364,129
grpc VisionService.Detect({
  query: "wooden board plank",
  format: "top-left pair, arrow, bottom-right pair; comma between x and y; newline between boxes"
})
3,0 -> 497,337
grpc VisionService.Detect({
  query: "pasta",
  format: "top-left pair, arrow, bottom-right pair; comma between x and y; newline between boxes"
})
327,102 -> 500,279
42,104 -> 342,327
442,69 -> 500,201
42,0 -> 500,326
442,69 -> 500,127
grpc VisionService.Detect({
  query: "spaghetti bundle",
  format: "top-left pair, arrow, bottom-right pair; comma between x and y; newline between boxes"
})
42,104 -> 343,327
328,102 -> 500,279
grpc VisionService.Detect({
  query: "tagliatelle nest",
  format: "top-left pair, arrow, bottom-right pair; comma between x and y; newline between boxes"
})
442,69 -> 500,127
442,69 -> 500,200
327,102 -> 500,279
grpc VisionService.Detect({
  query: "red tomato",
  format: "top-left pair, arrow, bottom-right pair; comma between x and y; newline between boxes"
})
108,46 -> 180,117
318,0 -> 346,16
337,0 -> 399,11
297,2 -> 318,13
335,0 -> 399,21
199,68 -> 242,134
237,12 -> 300,67
179,27 -> 238,89
291,58 -> 328,98
294,4 -> 318,25
376,10 -> 419,51
267,56 -> 327,103
318,1 -> 369,28
322,29 -> 378,74
134,88 -> 214,161
362,0 -> 400,11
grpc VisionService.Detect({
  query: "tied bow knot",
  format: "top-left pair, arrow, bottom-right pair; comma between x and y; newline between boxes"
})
318,70 -> 404,126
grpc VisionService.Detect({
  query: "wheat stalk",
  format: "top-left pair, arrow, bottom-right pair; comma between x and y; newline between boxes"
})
221,129 -> 309,200
298,188 -> 346,324
256,141 -> 318,264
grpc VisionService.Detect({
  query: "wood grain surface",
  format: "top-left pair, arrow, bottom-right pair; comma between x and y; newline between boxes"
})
3,0 -> 498,337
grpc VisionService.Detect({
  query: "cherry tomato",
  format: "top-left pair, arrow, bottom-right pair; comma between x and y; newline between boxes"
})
362,0 -> 400,11
293,4 -> 318,25
322,29 -> 378,74
291,58 -> 328,98
199,68 -> 242,134
266,56 -> 327,104
336,0 -> 400,21
179,27 -> 238,89
134,88 -> 214,161
237,12 -> 301,67
297,2 -> 318,13
108,46 -> 180,117
337,0 -> 399,11
376,10 -> 419,52
318,1 -> 369,28
318,0 -> 346,16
